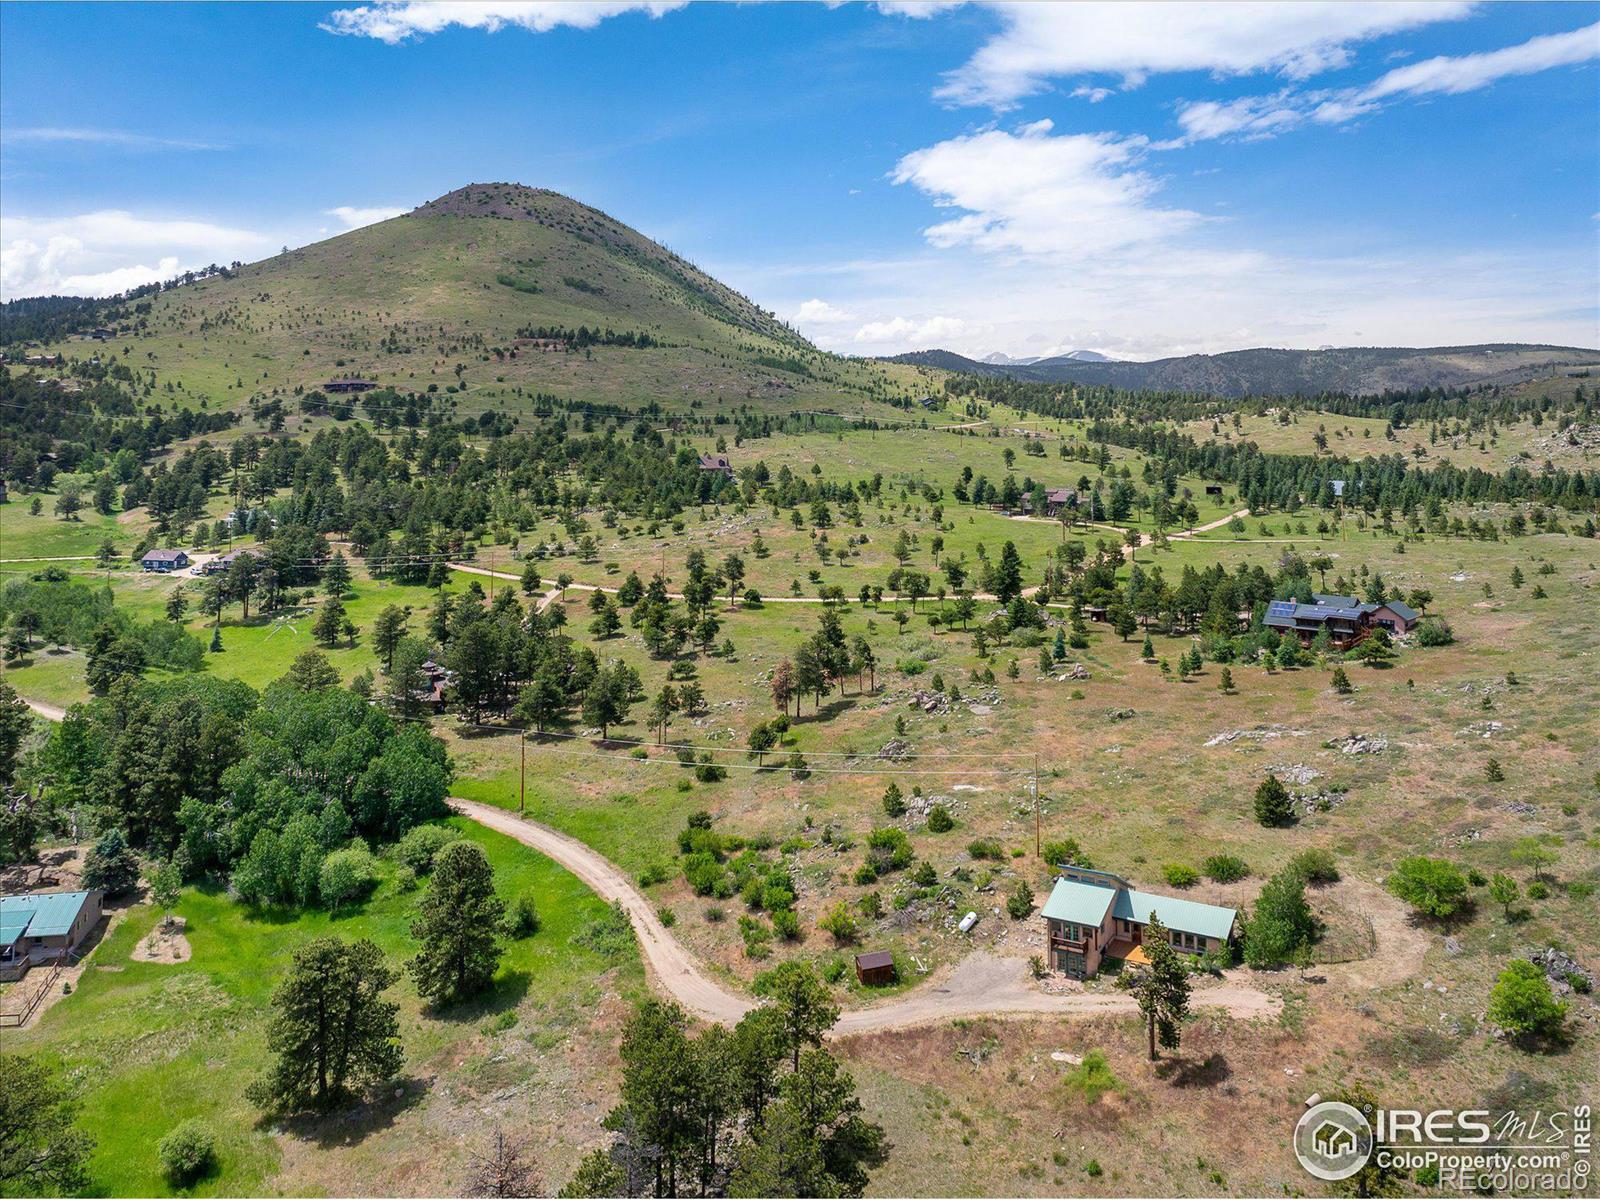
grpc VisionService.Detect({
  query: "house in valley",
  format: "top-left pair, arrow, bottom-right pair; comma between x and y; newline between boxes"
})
140,548 -> 190,573
1043,487 -> 1078,516
1264,593 -> 1419,649
1041,867 -> 1237,980
200,546 -> 265,575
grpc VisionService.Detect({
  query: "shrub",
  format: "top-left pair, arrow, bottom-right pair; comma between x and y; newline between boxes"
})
318,846 -> 379,910
637,862 -> 671,887
1162,863 -> 1199,888
1041,838 -> 1090,869
395,824 -> 461,874
1387,856 -> 1470,919
770,908 -> 801,940
394,864 -> 418,892
818,900 -> 859,943
926,805 -> 954,833
1061,1050 -> 1120,1105
865,826 -> 914,872
1416,617 -> 1455,647
695,763 -> 727,784
158,1119 -> 216,1186
656,906 -> 676,928
967,838 -> 1004,861
1487,959 -> 1567,1039
504,892 -> 541,938
1006,879 -> 1035,919
1289,848 -> 1340,885
739,915 -> 772,959
1202,854 -> 1249,883
820,956 -> 847,984
911,861 -> 937,887
1242,867 -> 1315,969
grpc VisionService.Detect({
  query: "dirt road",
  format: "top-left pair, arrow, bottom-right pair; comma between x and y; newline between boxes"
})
17,696 -> 66,722
450,508 -> 1254,610
454,797 -> 754,1024
451,799 -> 1282,1035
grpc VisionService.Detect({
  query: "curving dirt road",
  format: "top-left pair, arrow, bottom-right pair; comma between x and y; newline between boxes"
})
450,798 -> 1282,1035
455,797 -> 753,1024
449,508 -> 1254,612
16,696 -> 67,722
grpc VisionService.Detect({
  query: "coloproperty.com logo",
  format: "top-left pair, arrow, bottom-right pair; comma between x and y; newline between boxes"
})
1294,1098 -> 1593,1193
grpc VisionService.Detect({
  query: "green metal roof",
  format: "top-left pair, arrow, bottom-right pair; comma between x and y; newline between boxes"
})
1114,888 -> 1237,941
1041,877 -> 1116,927
0,891 -> 93,942
1041,877 -> 1236,942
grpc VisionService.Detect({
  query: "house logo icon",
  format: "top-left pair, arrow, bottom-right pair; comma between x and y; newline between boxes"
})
1294,1101 -> 1373,1181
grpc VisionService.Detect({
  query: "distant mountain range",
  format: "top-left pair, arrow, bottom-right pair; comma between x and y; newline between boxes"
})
979,350 -> 1117,366
885,343 -> 1600,397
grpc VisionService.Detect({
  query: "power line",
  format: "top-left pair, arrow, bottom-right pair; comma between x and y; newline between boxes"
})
382,711 -> 1035,777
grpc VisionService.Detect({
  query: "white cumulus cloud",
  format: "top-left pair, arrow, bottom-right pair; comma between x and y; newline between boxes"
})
927,2 -> 1470,107
792,298 -> 853,325
0,211 -> 275,299
851,314 -> 970,350
890,119 -> 1199,261
327,205 -> 407,228
321,1 -> 687,43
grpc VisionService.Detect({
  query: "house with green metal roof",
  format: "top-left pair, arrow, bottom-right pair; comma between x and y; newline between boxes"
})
0,890 -> 102,981
1041,868 -> 1236,980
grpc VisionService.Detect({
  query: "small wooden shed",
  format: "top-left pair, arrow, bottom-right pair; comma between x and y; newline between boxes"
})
854,950 -> 896,986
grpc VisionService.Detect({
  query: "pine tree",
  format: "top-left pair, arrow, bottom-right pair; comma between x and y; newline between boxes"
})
1330,665 -> 1353,693
313,598 -> 346,647
410,841 -> 506,1006
881,782 -> 906,818
366,606 -> 406,672
1119,914 -> 1191,1060
247,936 -> 402,1112
1254,774 -> 1294,826
323,552 -> 352,598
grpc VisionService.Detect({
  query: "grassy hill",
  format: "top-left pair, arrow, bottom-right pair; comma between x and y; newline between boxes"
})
19,183 -> 933,420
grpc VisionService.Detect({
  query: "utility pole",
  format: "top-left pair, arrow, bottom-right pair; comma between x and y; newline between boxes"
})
519,731 -> 526,816
1033,753 -> 1041,859
488,548 -> 495,604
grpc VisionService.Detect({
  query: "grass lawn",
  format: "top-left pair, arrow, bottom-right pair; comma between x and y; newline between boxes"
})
8,816 -> 644,1198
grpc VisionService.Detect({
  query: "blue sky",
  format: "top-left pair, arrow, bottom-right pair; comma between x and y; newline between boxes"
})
2,1 -> 1596,359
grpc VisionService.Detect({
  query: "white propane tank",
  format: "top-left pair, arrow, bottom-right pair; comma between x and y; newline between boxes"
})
958,911 -> 978,934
